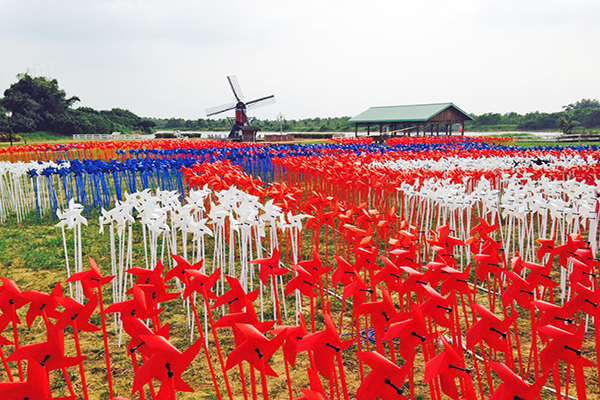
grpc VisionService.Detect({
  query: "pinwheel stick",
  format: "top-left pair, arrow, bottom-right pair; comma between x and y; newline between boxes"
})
336,352 -> 350,400
0,348 -> 13,382
201,289 -> 234,400
97,287 -> 114,399
130,352 -> 146,400
10,312 -> 23,380
271,275 -> 282,325
71,319 -> 90,400
189,294 -> 222,400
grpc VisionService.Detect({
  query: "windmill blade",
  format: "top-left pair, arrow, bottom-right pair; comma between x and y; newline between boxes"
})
246,95 -> 276,111
227,75 -> 245,102
205,101 -> 237,117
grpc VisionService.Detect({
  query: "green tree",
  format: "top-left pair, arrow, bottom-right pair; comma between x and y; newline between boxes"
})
558,115 -> 581,135
563,99 -> 600,111
0,73 -> 80,132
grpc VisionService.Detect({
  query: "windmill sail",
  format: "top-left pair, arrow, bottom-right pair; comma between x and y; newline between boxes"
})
205,102 -> 237,117
246,95 -> 276,111
227,75 -> 245,102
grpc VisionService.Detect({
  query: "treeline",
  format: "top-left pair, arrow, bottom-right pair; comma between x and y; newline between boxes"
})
467,99 -> 600,133
153,116 -> 353,132
0,73 -> 155,136
1,73 -> 597,137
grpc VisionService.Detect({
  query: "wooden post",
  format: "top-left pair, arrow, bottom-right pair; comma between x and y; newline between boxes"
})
436,124 -> 440,136
367,125 -> 371,136
461,122 -> 465,136
355,125 -> 358,138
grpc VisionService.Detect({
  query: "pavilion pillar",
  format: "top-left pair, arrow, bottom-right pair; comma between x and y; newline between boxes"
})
436,124 -> 440,136
461,122 -> 465,136
367,125 -> 371,136
355,125 -> 358,138
449,123 -> 453,135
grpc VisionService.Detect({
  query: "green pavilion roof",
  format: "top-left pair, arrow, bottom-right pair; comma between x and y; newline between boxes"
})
348,102 -> 474,124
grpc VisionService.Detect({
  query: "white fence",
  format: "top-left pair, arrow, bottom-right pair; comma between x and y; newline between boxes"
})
72,134 -> 156,141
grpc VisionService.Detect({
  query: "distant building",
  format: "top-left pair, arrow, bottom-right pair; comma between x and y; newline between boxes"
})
348,102 -> 474,137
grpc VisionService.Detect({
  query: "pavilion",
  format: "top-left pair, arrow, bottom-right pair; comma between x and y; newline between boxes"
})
348,102 -> 474,137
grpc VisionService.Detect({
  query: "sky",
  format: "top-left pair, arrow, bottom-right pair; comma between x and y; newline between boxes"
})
0,0 -> 598,121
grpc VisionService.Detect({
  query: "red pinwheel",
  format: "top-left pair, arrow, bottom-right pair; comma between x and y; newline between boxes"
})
511,255 -> 557,291
420,285 -> 454,329
66,256 -> 115,299
128,260 -> 167,286
384,301 -> 432,360
565,281 -> 600,316
249,248 -> 288,285
466,303 -> 517,352
424,335 -> 474,399
297,250 -> 332,280
502,270 -> 536,310
8,319 -> 85,371
573,247 -> 600,270
331,255 -> 358,287
213,275 -> 259,313
285,264 -> 318,298
56,295 -> 100,332
470,217 -> 498,240
65,257 -> 117,396
356,351 -> 413,400
488,361 -> 548,400
166,254 -> 204,283
554,233 -> 586,269
532,300 -> 574,342
373,256 -> 402,291
536,238 -> 556,263
133,283 -> 180,317
395,266 -> 432,299
226,323 -> 285,377
297,311 -> 354,380
355,287 -> 401,352
422,260 -> 449,289
132,334 -> 203,399
0,356 -> 75,400
104,284 -> 161,321
439,265 -> 473,296
22,283 -> 63,328
341,274 -> 371,309
121,316 -> 170,360
473,252 -> 505,282
538,321 -> 594,400
538,322 -> 595,373
428,225 -> 465,268
0,277 -> 30,331
353,243 -> 379,275
182,267 -> 221,300
569,256 -> 597,287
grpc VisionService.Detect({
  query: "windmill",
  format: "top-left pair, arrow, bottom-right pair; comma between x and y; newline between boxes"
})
205,75 -> 276,141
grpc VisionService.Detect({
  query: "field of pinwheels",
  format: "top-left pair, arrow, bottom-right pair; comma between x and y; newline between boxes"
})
1,135 -> 600,399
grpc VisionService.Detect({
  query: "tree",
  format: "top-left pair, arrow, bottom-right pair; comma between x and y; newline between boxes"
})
0,73 -> 80,132
558,115 -> 580,135
563,99 -> 600,111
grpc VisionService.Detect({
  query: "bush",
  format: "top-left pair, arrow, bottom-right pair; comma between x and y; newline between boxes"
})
0,132 -> 22,142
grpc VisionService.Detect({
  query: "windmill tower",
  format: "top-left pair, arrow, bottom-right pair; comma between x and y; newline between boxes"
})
205,75 -> 275,141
